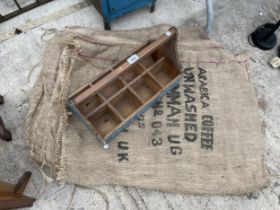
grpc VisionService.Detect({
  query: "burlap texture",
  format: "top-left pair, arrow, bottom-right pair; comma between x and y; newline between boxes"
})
25,25 -> 268,195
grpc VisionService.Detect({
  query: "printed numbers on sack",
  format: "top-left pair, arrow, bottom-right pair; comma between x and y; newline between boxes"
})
152,137 -> 163,146
154,109 -> 163,116
152,121 -> 162,128
151,121 -> 163,146
153,100 -> 163,117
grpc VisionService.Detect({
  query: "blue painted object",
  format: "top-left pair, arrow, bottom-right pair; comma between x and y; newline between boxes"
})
90,0 -> 157,30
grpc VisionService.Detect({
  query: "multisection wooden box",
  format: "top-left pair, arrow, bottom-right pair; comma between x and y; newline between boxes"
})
67,27 -> 181,147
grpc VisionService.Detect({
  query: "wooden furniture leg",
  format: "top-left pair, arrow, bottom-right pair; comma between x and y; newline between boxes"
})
0,116 -> 12,142
14,172 -> 32,195
0,172 -> 36,210
0,95 -> 12,142
0,95 -> 3,105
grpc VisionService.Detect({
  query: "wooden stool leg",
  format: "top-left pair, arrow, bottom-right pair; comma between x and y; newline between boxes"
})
0,116 -> 12,142
0,95 -> 11,142
0,95 -> 3,105
14,172 -> 32,195
0,172 -> 36,210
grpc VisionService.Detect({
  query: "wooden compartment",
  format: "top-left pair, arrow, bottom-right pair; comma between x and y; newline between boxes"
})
120,64 -> 144,83
139,53 -> 157,68
150,59 -> 178,86
77,94 -> 103,115
88,105 -> 121,138
111,89 -> 142,118
100,79 -> 124,98
67,27 -> 181,146
132,75 -> 161,102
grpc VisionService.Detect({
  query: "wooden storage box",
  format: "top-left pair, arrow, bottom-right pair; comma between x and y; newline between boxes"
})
67,27 -> 181,147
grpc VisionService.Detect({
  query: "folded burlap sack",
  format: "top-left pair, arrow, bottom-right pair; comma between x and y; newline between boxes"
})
25,25 -> 267,195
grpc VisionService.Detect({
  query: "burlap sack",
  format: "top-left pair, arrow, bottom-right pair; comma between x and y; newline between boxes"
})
25,25 -> 268,195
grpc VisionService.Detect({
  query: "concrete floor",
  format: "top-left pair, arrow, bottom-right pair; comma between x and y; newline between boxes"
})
0,0 -> 280,209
